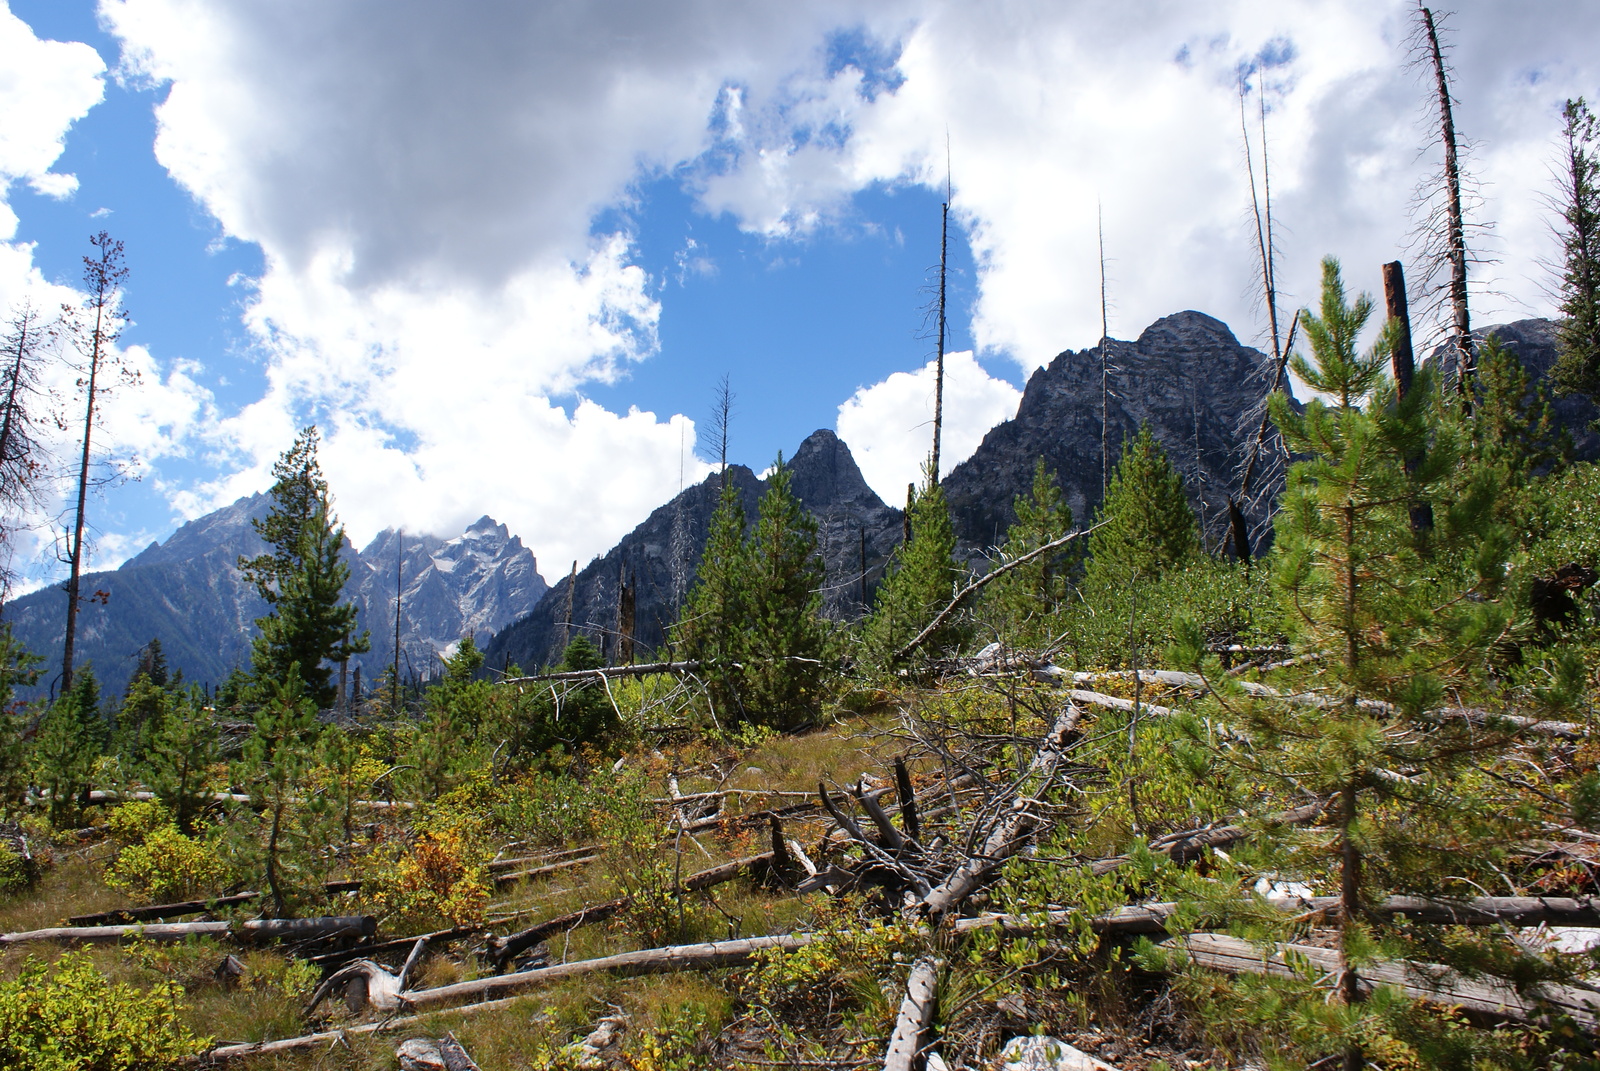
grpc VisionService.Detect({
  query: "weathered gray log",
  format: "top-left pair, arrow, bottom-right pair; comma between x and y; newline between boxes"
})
1091,801 -> 1327,874
71,892 -> 261,926
310,924 -> 478,968
2,915 -> 375,946
920,703 -> 1084,918
1068,688 -> 1181,719
952,895 -> 1600,939
500,660 -> 705,684
894,757 -> 922,843
883,957 -> 939,1071
1167,932 -> 1600,1027
403,933 -> 814,1010
683,851 -> 774,891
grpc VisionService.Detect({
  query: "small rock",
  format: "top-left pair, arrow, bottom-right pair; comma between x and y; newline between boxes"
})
996,1036 -> 1119,1071
397,1037 -> 446,1071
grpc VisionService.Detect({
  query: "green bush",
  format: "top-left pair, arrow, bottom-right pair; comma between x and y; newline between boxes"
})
105,801 -> 230,902
0,951 -> 207,1070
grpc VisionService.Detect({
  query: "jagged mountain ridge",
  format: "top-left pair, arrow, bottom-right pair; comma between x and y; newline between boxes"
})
942,310 -> 1287,556
482,429 -> 903,672
1,502 -> 545,696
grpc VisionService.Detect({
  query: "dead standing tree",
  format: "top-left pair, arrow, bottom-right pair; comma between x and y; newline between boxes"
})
1410,4 -> 1483,406
0,302 -> 54,603
60,232 -> 137,693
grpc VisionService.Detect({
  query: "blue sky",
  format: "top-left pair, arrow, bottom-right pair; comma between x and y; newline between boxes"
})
1,0 -> 1596,587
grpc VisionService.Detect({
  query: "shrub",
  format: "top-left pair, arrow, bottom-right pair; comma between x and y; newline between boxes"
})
358,809 -> 491,932
105,801 -> 230,902
0,951 -> 207,1070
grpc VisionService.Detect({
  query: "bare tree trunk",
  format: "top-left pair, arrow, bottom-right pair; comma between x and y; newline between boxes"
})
884,957 -> 939,1071
1421,5 -> 1473,406
63,236 -> 127,693
931,198 -> 949,484
1099,202 -> 1111,505
392,530 -> 403,715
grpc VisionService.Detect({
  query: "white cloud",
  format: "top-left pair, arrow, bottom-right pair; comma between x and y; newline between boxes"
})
705,0 -> 1600,366
69,0 -> 1600,578
0,4 -> 103,217
836,350 -> 1020,503
98,0 -> 906,566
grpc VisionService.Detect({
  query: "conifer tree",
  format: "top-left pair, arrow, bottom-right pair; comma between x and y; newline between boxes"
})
242,427 -> 369,706
865,463 -> 964,662
740,455 -> 829,728
31,668 -> 105,827
986,457 -> 1076,646
1171,259 -> 1525,1070
410,636 -> 491,797
141,685 -> 218,836
674,478 -> 751,720
1083,423 -> 1199,591
229,668 -> 329,915
1552,97 -> 1600,404
0,626 -> 41,806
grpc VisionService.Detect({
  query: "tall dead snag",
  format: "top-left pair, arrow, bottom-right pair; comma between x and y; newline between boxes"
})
60,232 -> 134,693
0,302 -> 52,603
1414,4 -> 1475,404
930,193 -> 949,484
1098,202 -> 1111,504
617,560 -> 635,664
1383,260 -> 1434,534
1229,75 -> 1285,563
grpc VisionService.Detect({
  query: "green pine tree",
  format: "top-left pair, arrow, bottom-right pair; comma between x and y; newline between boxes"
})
674,477 -> 752,722
865,463 -> 964,663
739,454 -> 830,728
141,685 -> 219,836
242,427 -> 369,706
1083,423 -> 1199,591
228,668 -> 330,915
985,457 -> 1077,646
0,626 -> 41,807
408,636 -> 492,798
31,668 -> 105,827
1168,258 -> 1530,1069
1552,98 -> 1600,404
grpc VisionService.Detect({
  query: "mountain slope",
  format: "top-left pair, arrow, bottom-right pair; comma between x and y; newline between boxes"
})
2,503 -> 545,696
482,429 -> 903,672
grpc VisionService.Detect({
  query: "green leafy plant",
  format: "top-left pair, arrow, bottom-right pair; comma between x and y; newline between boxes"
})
0,951 -> 207,1070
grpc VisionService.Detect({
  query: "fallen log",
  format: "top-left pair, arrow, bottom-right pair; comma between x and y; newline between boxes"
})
1166,932 -> 1600,1027
951,895 -> 1600,939
2,915 -> 376,947
402,933 -> 813,1010
71,891 -> 262,926
201,936 -> 776,1065
482,851 -> 783,973
500,660 -> 706,685
439,1033 -> 482,1071
492,854 -> 600,886
1090,801 -> 1328,874
311,925 -> 480,968
484,897 -> 630,973
883,957 -> 939,1071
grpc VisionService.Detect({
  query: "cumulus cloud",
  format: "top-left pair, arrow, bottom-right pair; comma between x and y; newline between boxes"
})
99,0 -> 911,566
706,0 -> 1600,366
74,0 -> 1600,576
836,351 -> 1021,503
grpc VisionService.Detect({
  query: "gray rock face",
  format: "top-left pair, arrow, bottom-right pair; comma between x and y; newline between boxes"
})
2,504 -> 545,696
941,310 -> 1285,555
354,516 -> 547,679
482,429 -> 903,672
1430,318 -> 1600,462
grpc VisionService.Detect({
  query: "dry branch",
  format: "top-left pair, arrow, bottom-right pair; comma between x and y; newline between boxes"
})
71,892 -> 262,926
4,915 -> 376,947
894,524 -> 1102,662
920,703 -> 1083,919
